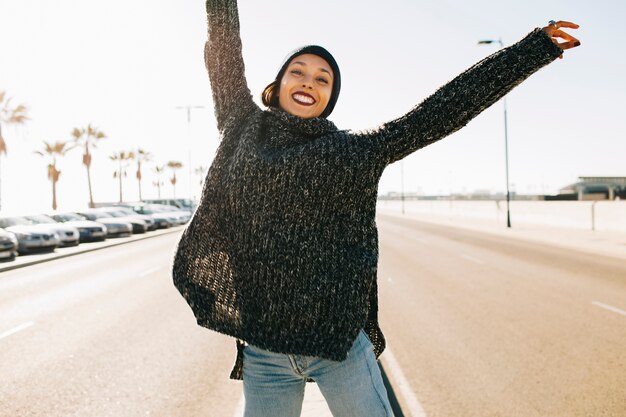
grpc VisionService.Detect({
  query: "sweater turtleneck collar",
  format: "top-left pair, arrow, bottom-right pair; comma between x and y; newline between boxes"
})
265,107 -> 338,139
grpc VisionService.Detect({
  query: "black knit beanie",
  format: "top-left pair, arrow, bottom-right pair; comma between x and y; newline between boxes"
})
267,45 -> 341,118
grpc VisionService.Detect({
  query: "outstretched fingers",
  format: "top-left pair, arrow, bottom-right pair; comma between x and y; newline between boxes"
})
553,20 -> 580,30
552,29 -> 581,50
542,20 -> 581,58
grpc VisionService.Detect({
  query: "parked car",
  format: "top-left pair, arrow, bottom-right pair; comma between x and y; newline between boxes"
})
24,214 -> 80,247
134,203 -> 191,225
111,205 -> 170,229
0,228 -> 18,261
142,198 -> 196,213
48,212 -> 108,242
77,209 -> 147,234
118,203 -> 188,228
59,212 -> 132,238
0,215 -> 60,254
96,207 -> 156,231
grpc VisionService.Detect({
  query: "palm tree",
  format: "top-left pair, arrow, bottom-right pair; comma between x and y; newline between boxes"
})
72,124 -> 106,208
0,91 -> 29,210
34,141 -> 74,210
195,165 -> 207,187
134,148 -> 153,201
166,161 -> 183,198
153,165 -> 165,198
110,151 -> 135,203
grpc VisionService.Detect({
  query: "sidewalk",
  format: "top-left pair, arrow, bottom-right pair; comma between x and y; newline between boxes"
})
0,226 -> 185,273
376,208 -> 626,260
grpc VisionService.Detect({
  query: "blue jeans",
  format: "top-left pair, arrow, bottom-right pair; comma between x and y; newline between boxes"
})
242,330 -> 394,417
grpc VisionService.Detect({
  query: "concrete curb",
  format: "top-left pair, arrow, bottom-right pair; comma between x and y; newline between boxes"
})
0,226 -> 185,273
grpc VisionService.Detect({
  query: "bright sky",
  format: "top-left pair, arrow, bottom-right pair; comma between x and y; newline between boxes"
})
0,0 -> 623,213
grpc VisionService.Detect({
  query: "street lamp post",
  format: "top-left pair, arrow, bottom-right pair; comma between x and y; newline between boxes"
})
478,38 -> 512,228
176,105 -> 205,201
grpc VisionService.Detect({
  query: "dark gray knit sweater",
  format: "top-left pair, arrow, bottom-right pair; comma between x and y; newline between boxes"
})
173,0 -> 563,380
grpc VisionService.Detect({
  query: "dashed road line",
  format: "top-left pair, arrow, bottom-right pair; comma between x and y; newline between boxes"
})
592,301 -> 626,317
460,254 -> 485,265
381,345 -> 428,417
0,321 -> 35,340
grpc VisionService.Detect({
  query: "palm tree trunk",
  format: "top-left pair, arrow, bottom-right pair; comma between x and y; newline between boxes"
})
119,168 -> 123,203
52,179 -> 57,210
87,165 -> 94,208
137,161 -> 142,201
84,143 -> 95,208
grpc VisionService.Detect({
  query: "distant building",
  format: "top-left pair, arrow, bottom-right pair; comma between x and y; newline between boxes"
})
379,177 -> 626,201
549,177 -> 626,201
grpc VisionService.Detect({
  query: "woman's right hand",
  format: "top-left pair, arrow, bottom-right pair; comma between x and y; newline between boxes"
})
542,20 -> 581,59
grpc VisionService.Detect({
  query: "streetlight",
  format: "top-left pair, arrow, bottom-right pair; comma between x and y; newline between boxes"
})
478,38 -> 512,228
176,105 -> 205,201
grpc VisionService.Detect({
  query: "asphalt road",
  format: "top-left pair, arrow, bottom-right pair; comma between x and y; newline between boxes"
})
1,216 -> 625,417
0,233 -> 241,417
376,214 -> 626,417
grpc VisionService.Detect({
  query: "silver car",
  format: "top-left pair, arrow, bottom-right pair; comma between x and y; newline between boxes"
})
97,207 -> 156,231
24,214 -> 80,247
140,203 -> 191,225
0,216 -> 60,254
72,212 -> 133,237
119,203 -> 179,228
0,228 -> 18,261
78,209 -> 147,234
48,212 -> 108,242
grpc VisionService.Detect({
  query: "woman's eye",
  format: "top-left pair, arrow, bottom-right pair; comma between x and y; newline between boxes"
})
290,70 -> 303,76
317,77 -> 329,84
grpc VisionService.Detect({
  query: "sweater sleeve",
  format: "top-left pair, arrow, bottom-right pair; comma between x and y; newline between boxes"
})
205,0 -> 256,133
354,28 -> 564,165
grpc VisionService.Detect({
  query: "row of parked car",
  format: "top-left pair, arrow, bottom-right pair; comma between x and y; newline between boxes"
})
0,202 -> 192,262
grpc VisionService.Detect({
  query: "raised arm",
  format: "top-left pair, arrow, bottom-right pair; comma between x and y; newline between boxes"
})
205,0 -> 256,132
356,26 -> 573,165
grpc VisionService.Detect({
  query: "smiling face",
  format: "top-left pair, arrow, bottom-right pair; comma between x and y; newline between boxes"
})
278,54 -> 334,119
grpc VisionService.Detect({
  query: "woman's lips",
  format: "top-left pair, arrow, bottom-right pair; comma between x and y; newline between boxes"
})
292,92 -> 316,106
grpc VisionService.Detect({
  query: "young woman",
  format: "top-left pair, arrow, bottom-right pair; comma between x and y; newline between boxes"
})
173,1 -> 580,416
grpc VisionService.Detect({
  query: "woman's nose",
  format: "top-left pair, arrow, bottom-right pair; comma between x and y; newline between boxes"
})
301,75 -> 313,89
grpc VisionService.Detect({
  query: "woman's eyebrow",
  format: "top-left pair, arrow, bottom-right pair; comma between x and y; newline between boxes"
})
292,61 -> 332,76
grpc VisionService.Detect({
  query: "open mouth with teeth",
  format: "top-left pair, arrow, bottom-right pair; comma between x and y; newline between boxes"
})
292,92 -> 316,106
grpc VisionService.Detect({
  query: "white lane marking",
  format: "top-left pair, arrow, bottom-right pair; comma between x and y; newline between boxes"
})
139,266 -> 164,278
233,394 -> 244,417
461,254 -> 485,265
592,301 -> 626,317
381,345 -> 428,417
0,321 -> 35,340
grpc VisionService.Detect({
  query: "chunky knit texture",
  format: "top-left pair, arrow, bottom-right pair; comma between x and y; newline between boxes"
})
173,0 -> 564,380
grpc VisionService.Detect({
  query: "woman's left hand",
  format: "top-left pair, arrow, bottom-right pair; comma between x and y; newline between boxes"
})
542,20 -> 580,59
